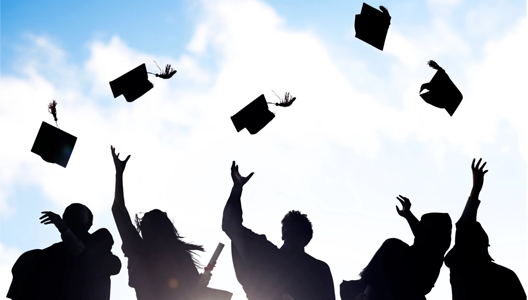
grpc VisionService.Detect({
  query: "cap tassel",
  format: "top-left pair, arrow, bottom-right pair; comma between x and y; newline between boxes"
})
268,91 -> 296,107
427,60 -> 443,71
48,100 -> 58,127
379,5 -> 390,17
148,60 -> 177,79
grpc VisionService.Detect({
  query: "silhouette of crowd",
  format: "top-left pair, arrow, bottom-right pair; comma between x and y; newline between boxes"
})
8,2 -> 527,300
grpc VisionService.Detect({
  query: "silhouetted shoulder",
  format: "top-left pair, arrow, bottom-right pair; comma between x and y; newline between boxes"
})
491,263 -> 526,297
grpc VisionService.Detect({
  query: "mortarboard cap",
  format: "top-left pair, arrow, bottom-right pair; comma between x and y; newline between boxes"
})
31,121 -> 77,168
109,63 -> 153,102
355,3 -> 391,51
231,94 -> 275,134
420,61 -> 463,116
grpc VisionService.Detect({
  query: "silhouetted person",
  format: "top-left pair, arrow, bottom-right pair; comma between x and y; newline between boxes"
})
444,158 -> 526,300
222,161 -> 335,300
110,146 -> 215,300
7,204 -> 121,300
341,196 -> 452,300
87,228 -> 123,300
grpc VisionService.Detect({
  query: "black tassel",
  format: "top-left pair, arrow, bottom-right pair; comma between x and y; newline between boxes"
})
48,100 -> 58,127
148,60 -> 177,79
379,5 -> 390,16
427,60 -> 442,70
268,91 -> 296,107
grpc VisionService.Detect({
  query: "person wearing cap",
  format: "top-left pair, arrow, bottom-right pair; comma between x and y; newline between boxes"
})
444,158 -> 526,300
341,196 -> 452,300
222,161 -> 335,300
110,146 -> 215,300
7,204 -> 121,300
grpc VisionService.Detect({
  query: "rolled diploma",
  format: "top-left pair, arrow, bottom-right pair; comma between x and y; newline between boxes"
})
204,242 -> 224,275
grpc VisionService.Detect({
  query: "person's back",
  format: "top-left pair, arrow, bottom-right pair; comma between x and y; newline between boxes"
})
223,162 -> 335,300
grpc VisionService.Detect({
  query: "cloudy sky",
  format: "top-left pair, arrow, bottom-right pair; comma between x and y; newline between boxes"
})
1,0 -> 526,299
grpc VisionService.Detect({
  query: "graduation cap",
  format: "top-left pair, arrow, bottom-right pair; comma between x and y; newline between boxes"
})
355,3 -> 391,50
231,92 -> 296,135
420,60 -> 463,116
31,101 -> 77,168
109,63 -> 154,102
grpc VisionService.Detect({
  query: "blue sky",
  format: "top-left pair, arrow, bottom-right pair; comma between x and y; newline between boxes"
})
1,1 -> 527,299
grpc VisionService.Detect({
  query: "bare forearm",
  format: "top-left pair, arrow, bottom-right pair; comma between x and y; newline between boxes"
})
222,187 -> 243,231
404,211 -> 420,237
113,173 -> 125,208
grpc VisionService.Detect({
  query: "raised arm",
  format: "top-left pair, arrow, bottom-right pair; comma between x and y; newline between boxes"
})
396,195 -> 420,237
110,146 -> 142,250
222,161 -> 254,232
40,211 -> 85,256
460,158 -> 488,223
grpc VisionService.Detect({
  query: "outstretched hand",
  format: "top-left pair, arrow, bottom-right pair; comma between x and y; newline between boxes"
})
40,211 -> 68,233
111,146 -> 131,175
396,195 -> 412,218
471,158 -> 488,199
231,161 -> 254,188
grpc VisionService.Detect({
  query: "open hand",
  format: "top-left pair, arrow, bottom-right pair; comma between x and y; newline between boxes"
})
111,146 -> 131,175
231,161 -> 254,188
396,195 -> 412,218
40,211 -> 68,233
471,158 -> 488,199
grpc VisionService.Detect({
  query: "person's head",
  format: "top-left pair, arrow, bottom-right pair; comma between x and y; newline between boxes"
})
90,228 -> 114,252
281,210 -> 313,248
135,209 -> 176,244
135,209 -> 204,258
63,203 -> 93,238
414,213 -> 452,254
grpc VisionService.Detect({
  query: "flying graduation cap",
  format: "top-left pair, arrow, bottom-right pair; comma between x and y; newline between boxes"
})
31,100 -> 77,168
231,92 -> 296,135
355,3 -> 391,51
420,60 -> 463,116
109,61 -> 177,102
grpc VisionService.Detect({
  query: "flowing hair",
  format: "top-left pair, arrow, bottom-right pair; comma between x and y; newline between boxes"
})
134,209 -> 204,268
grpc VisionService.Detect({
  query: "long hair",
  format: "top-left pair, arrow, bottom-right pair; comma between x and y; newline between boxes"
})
134,209 -> 204,267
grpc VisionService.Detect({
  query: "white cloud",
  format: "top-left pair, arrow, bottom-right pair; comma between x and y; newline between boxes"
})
0,1 -> 526,300
0,243 -> 20,298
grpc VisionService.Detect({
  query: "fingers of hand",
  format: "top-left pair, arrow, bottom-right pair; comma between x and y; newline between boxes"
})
472,158 -> 475,169
480,161 -> 487,171
246,172 -> 254,181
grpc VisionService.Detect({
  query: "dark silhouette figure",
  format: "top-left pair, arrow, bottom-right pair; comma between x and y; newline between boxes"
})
222,161 -> 335,300
110,146 -> 228,300
354,3 -> 391,50
109,63 -> 154,102
341,196 -> 451,300
7,204 -> 121,300
31,100 -> 77,168
444,158 -> 526,300
419,60 -> 463,116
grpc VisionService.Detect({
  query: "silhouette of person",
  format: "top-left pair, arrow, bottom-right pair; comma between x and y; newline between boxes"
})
110,146 -> 214,300
222,161 -> 335,300
444,158 -> 526,300
341,196 -> 451,300
7,204 -> 121,300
